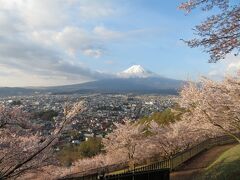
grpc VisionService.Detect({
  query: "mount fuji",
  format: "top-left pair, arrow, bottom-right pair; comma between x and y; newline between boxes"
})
118,65 -> 157,78
44,65 -> 184,95
0,65 -> 185,96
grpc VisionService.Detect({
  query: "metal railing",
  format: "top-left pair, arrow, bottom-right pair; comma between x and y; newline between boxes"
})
104,168 -> 170,180
61,133 -> 239,179
59,163 -> 128,180
120,133 -> 239,174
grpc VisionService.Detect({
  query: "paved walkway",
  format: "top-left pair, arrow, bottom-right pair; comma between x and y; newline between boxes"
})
170,144 -> 235,180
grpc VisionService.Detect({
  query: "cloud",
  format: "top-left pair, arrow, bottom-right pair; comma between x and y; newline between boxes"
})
0,0 -> 69,29
226,57 -> 240,74
53,26 -> 107,58
208,55 -> 240,79
0,0 -> 122,86
82,48 -> 104,58
104,60 -> 115,65
0,0 -> 160,86
93,26 -> 123,39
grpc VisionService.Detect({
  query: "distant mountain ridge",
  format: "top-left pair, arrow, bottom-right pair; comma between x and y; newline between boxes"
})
0,87 -> 41,96
48,77 -> 183,95
0,65 -> 185,96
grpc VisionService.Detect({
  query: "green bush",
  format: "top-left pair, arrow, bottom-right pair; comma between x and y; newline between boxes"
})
79,137 -> 102,158
57,137 -> 102,166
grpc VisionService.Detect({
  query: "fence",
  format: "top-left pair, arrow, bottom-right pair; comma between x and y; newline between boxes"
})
60,133 -> 239,180
103,168 -> 169,180
120,133 -> 239,174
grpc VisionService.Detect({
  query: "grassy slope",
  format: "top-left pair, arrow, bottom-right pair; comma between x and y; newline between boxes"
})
204,144 -> 240,179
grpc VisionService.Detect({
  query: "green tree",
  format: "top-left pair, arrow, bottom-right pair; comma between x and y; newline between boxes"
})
79,137 -> 102,158
139,108 -> 181,125
11,100 -> 22,106
34,110 -> 58,121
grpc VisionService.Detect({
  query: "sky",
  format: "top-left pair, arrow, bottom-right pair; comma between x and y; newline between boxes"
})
0,0 -> 239,87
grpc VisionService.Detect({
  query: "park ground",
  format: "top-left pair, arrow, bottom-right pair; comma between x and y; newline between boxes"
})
171,143 -> 240,180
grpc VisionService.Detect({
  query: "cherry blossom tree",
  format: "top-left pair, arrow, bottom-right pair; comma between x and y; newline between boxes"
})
149,119 -> 213,158
178,75 -> 240,143
56,74 -> 240,177
102,120 -> 146,168
179,0 -> 240,62
66,121 -> 157,176
0,101 -> 85,179
65,106 -> 223,176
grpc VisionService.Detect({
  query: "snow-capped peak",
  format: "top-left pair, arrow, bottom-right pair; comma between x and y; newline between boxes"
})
118,65 -> 156,78
123,65 -> 146,74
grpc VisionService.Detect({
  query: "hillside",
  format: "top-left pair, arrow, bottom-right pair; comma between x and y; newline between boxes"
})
205,144 -> 240,179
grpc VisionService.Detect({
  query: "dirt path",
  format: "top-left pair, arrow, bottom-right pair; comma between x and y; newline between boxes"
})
170,144 -> 236,180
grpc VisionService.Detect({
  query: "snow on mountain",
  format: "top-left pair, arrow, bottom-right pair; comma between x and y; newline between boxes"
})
123,65 -> 146,74
118,65 -> 157,78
